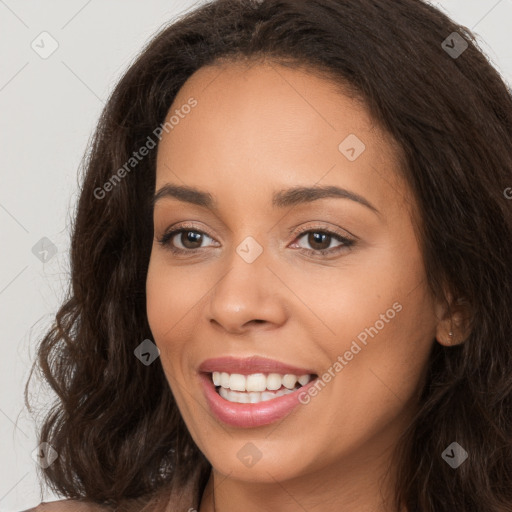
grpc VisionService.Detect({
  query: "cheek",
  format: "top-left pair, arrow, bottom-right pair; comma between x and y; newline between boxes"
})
145,259 -> 190,404
146,253 -> 198,339
145,262 -> 169,341
284,253 -> 418,355
145,252 -> 214,381
145,255 -> 185,365
295,236 -> 435,409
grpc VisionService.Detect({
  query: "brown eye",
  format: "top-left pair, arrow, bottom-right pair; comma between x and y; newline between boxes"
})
177,230 -> 204,249
291,227 -> 356,257
305,232 -> 332,251
158,226 -> 217,254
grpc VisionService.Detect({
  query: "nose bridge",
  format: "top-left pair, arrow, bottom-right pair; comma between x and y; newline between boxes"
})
206,231 -> 286,331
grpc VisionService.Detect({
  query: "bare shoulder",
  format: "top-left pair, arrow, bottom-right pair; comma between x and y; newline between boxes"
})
21,499 -> 113,512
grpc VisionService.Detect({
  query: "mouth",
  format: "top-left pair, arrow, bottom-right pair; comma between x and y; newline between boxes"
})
197,356 -> 320,427
209,371 -> 317,404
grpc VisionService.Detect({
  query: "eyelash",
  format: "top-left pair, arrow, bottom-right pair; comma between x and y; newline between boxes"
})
157,223 -> 356,258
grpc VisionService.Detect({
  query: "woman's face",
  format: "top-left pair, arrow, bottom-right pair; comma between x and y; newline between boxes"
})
146,60 -> 443,484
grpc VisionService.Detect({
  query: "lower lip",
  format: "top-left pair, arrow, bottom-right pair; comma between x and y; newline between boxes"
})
199,372 -> 318,428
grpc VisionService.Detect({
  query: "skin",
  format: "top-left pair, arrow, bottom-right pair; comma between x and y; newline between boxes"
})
146,58 -> 464,512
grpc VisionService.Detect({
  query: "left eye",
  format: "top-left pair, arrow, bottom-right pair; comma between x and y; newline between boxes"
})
290,230 -> 354,254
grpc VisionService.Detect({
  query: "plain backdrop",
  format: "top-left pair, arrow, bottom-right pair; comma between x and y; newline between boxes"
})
1,0 -> 511,510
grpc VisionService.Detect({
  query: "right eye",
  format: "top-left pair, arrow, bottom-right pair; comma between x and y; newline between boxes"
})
157,226 -> 218,254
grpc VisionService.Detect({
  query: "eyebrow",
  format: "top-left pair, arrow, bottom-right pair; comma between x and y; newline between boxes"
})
152,183 -> 380,215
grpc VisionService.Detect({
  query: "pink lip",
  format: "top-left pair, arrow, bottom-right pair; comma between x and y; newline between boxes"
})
199,374 -> 319,429
198,355 -> 316,375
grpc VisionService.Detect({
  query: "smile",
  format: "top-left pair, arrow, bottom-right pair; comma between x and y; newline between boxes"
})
211,371 -> 314,403
197,356 -> 320,427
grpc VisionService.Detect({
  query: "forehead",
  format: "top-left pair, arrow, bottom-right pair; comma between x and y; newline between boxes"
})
161,58 -> 377,150
155,59 -> 409,215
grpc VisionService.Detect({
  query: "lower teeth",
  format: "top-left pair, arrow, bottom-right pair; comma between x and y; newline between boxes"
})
217,385 -> 301,403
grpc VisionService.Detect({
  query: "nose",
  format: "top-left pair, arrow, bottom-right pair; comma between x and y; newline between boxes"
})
206,245 -> 288,335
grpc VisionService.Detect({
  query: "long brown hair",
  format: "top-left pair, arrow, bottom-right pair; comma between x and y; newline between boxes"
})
25,1 -> 512,510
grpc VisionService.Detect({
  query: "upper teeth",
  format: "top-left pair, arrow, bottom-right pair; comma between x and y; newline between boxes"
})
212,372 -> 312,392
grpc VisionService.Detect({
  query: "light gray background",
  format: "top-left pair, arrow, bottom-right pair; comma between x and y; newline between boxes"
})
1,1 -> 511,510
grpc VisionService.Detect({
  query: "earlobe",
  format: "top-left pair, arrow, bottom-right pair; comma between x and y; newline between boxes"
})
437,326 -> 459,346
435,305 -> 471,347
434,289 -> 471,346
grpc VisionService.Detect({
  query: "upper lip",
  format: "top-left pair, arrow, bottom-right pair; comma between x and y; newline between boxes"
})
198,356 -> 317,376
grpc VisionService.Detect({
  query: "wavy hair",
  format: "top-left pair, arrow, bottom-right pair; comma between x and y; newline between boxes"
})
25,0 -> 512,510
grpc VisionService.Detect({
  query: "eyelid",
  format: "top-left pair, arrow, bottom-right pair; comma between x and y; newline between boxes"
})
290,222 -> 357,241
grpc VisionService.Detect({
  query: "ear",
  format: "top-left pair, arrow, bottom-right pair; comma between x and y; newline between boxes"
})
434,289 -> 472,347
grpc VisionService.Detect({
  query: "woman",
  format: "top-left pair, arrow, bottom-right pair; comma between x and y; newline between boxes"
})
23,0 -> 512,511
